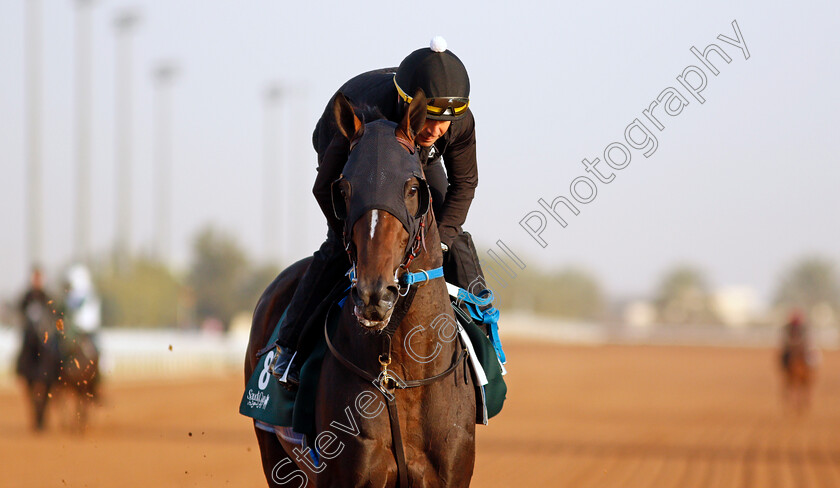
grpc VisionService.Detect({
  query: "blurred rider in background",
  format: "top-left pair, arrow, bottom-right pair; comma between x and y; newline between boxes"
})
16,266 -> 53,380
16,266 -> 61,430
63,264 -> 103,395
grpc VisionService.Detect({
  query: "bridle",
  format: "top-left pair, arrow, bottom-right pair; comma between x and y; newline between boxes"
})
328,172 -> 467,488
343,213 -> 427,297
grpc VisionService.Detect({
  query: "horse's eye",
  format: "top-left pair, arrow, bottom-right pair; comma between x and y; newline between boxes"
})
408,185 -> 418,197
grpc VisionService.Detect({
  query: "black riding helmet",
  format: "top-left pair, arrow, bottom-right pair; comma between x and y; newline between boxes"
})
394,37 -> 470,121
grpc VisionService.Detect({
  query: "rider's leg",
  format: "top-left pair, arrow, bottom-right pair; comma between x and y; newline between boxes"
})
444,231 -> 491,310
272,229 -> 346,389
444,231 -> 506,366
425,161 -> 497,325
293,248 -> 351,362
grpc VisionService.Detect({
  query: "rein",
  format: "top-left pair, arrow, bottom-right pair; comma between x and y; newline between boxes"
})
327,238 -> 466,487
324,294 -> 467,488
324,293 -> 467,392
332,130 -> 454,485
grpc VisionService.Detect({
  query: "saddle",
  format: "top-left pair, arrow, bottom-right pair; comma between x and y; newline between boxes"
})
240,285 -> 507,441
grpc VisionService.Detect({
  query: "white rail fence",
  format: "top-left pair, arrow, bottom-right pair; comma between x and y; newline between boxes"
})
0,326 -> 252,384
1,314 -> 836,386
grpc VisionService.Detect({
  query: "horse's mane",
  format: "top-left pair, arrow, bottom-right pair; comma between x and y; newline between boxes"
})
354,103 -> 386,124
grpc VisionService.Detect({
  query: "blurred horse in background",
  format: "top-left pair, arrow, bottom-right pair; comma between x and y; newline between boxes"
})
16,266 -> 62,431
55,264 -> 103,432
57,333 -> 100,432
779,312 -> 816,415
17,309 -> 62,431
780,342 -> 815,415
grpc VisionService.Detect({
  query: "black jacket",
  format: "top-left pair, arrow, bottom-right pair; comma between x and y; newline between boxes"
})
312,69 -> 478,247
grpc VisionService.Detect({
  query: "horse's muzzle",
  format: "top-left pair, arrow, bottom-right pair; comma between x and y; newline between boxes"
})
351,281 -> 398,330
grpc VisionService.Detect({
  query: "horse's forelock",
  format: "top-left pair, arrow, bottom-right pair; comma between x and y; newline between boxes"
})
355,104 -> 386,124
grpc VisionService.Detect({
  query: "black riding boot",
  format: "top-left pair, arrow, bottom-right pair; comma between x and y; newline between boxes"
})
443,231 -> 490,309
272,230 -> 347,389
443,231 -> 506,365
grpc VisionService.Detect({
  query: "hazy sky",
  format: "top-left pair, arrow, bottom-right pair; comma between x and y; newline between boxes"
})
1,1 -> 838,303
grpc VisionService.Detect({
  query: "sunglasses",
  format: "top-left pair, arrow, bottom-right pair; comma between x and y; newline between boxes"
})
394,78 -> 470,117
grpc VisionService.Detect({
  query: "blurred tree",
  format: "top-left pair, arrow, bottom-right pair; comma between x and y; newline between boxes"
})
94,258 -> 182,327
82,229 -> 283,328
187,227 -> 250,330
539,268 -> 603,320
489,266 -> 604,320
775,256 -> 840,320
238,263 -> 282,315
654,265 -> 718,324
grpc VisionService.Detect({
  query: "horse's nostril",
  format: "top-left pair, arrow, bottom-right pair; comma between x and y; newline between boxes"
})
376,286 -> 397,313
351,287 -> 364,307
353,281 -> 398,321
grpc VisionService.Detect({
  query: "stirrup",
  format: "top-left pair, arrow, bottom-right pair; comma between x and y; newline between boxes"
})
270,347 -> 300,391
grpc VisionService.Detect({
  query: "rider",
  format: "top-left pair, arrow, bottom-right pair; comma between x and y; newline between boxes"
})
63,264 -> 103,396
16,266 -> 61,430
64,264 -> 102,340
271,37 -> 490,390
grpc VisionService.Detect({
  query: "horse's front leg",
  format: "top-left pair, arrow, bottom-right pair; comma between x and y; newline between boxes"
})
253,426 -> 314,488
314,358 -> 398,488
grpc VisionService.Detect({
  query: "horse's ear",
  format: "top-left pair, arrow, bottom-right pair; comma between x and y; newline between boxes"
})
397,89 -> 427,144
333,92 -> 363,141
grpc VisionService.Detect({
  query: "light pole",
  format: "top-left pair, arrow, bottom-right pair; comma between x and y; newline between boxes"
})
153,61 -> 178,264
113,10 -> 139,268
25,0 -> 44,267
263,83 -> 282,264
287,85 -> 310,261
74,0 -> 95,264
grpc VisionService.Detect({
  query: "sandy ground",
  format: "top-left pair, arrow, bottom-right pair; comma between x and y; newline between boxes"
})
1,340 -> 838,487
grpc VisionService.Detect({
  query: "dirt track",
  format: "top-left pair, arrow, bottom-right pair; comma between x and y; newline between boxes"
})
2,340 -> 839,487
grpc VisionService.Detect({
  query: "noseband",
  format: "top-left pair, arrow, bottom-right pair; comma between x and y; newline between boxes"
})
344,213 -> 429,297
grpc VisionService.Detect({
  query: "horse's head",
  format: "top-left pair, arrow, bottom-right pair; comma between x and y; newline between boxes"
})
330,89 -> 430,331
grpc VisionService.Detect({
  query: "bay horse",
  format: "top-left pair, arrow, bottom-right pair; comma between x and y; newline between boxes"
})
17,303 -> 61,431
245,90 -> 476,487
780,339 -> 815,415
57,333 -> 100,431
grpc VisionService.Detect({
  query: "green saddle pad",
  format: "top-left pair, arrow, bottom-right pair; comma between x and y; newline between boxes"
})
239,309 -> 296,427
238,307 -> 333,439
240,300 -> 507,438
452,303 -> 507,423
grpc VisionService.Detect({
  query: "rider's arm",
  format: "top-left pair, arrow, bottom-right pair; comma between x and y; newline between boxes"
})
312,133 -> 351,237
438,110 -> 478,247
